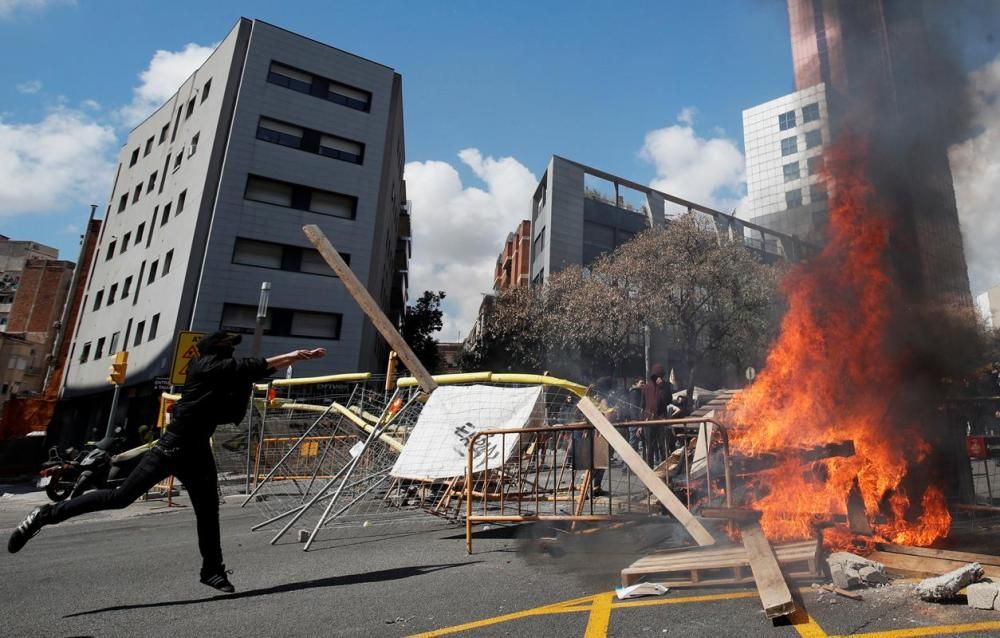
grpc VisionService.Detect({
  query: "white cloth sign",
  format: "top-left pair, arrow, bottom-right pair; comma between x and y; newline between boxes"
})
391,385 -> 543,481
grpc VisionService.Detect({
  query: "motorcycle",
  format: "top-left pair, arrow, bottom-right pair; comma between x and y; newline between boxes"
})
38,446 -> 84,502
68,436 -> 154,498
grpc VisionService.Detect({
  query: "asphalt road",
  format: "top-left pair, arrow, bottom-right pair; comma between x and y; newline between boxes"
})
3,488 -> 1000,638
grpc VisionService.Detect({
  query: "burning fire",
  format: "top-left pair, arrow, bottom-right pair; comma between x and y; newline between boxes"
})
729,139 -> 951,547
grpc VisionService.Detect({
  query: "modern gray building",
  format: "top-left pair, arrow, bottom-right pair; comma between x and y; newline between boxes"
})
742,83 -> 831,243
60,19 -> 409,431
530,156 -> 802,286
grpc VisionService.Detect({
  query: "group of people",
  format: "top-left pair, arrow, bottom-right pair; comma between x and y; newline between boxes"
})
559,363 -> 694,494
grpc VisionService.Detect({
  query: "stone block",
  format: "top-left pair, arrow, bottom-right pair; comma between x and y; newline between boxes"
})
917,563 -> 984,601
859,565 -> 889,585
830,562 -> 862,590
967,581 -> 999,610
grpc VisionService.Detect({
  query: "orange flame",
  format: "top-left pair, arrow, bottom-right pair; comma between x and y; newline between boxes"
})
728,139 -> 950,547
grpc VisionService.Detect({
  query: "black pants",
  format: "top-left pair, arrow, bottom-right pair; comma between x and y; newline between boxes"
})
45,434 -> 223,572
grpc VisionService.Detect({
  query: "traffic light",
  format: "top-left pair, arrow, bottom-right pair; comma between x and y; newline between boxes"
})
107,351 -> 129,385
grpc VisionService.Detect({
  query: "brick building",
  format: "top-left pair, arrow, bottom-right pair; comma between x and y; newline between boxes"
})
493,220 -> 531,293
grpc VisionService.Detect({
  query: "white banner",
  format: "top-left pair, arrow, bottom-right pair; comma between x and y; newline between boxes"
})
391,385 -> 543,481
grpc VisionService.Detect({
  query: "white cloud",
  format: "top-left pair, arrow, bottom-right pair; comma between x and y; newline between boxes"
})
80,99 -> 100,111
15,80 -> 42,94
639,109 -> 747,214
404,150 -> 537,338
0,108 -> 116,215
118,42 -> 215,126
951,54 -> 1000,295
63,223 -> 79,234
0,0 -> 72,19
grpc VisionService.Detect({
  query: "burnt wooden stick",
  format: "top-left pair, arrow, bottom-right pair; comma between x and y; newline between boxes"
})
700,507 -> 763,522
822,584 -> 863,600
800,440 -> 855,463
303,224 -> 437,394
846,477 -> 874,536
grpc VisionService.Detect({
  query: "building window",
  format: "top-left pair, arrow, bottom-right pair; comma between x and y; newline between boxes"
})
95,337 -> 105,359
173,152 -> 183,172
109,331 -> 120,353
802,102 -> 820,123
80,342 -> 91,363
232,237 -> 348,276
108,283 -> 118,304
93,290 -> 104,310
266,61 -> 371,112
810,183 -> 828,201
221,303 -> 342,339
257,118 -> 304,148
807,155 -> 825,176
147,172 -> 157,193
783,162 -> 800,183
149,313 -> 160,340
318,134 -> 364,164
185,98 -> 195,120
163,250 -> 173,275
147,207 -> 159,247
134,321 -> 145,346
136,223 -> 145,244
118,193 -> 128,213
144,136 -> 154,157
177,190 -> 187,214
778,110 -> 796,131
106,240 -> 116,259
122,276 -> 133,298
189,133 -> 199,157
148,260 -> 158,284
533,228 -> 545,258
785,189 -> 803,209
533,269 -> 545,286
201,79 -> 211,102
171,107 -> 182,143
121,233 -> 131,253
805,129 -> 822,149
132,184 -> 142,204
159,123 -> 169,144
780,137 -> 798,156
159,155 -> 170,194
129,148 -> 139,167
161,202 -> 172,226
244,175 -> 357,220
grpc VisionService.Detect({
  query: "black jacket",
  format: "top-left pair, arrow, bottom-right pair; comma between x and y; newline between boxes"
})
169,354 -> 272,443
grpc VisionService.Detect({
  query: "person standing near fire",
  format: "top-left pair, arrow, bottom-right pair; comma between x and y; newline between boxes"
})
8,331 -> 326,593
641,364 -> 672,466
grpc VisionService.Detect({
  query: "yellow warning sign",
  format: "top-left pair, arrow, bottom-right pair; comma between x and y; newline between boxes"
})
170,331 -> 207,386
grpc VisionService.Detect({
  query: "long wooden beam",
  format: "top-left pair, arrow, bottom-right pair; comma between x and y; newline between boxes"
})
303,224 -> 437,394
576,397 -> 715,546
739,519 -> 796,619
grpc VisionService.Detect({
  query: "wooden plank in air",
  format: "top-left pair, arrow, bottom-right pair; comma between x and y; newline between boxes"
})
739,520 -> 796,619
303,224 -> 437,394
576,397 -> 715,546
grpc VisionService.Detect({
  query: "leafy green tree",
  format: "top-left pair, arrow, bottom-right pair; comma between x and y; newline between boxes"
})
400,290 -> 446,373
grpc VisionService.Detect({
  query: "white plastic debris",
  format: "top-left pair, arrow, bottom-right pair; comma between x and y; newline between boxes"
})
966,580 -> 1000,610
616,583 -> 670,600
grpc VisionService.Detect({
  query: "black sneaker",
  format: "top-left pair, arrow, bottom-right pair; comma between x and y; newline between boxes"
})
200,567 -> 235,593
7,505 -> 49,554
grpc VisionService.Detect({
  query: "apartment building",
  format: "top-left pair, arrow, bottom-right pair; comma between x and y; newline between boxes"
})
59,19 -> 409,436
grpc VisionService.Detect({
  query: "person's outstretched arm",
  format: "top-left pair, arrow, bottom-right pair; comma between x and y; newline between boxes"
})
265,348 -> 326,370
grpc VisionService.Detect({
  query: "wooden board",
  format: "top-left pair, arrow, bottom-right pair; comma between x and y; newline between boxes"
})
739,520 -> 797,618
577,397 -> 715,546
303,224 -> 438,394
868,550 -> 1000,579
876,543 -> 1000,567
701,507 -> 762,521
621,539 -> 819,588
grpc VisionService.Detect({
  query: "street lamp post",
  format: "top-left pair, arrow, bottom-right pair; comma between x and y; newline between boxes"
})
246,281 -> 270,494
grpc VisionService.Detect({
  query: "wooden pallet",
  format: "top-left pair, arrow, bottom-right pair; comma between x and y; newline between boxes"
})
621,538 -> 820,587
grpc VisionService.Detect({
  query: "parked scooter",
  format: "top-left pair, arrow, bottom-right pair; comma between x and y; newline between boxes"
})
38,446 -> 85,502
69,432 -> 154,498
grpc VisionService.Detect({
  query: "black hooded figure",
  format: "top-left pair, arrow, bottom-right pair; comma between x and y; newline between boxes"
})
7,331 -> 325,592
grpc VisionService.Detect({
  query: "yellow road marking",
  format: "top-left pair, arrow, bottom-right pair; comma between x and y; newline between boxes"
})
790,610 -> 830,638
851,620 -> 1000,637
584,592 -> 615,638
612,590 -> 758,609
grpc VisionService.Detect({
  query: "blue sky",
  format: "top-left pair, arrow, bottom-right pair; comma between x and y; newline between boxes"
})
1,0 -> 997,337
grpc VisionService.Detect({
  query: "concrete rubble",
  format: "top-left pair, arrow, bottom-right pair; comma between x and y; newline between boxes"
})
916,563 -> 984,601
827,552 -> 889,589
966,580 -> 1000,610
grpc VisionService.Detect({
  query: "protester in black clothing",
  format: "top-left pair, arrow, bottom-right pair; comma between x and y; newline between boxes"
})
7,331 -> 325,593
